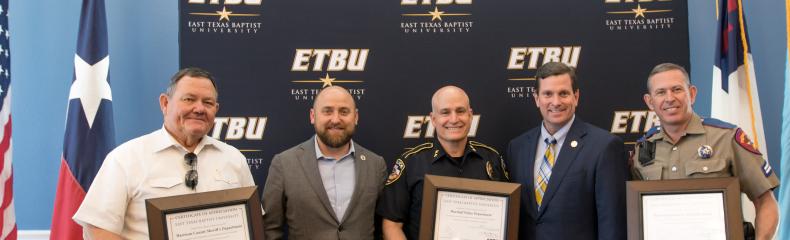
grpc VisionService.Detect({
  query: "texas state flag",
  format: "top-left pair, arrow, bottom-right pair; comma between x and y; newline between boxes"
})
50,0 -> 116,239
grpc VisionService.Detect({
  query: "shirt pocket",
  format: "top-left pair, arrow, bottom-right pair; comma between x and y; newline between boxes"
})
214,167 -> 241,187
638,164 -> 663,180
149,176 -> 182,189
684,158 -> 728,178
141,176 -> 184,199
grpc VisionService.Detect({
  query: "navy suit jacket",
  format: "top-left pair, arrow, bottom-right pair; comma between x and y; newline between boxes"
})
506,119 -> 627,240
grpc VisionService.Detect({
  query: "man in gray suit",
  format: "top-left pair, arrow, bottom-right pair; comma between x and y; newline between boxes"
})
262,86 -> 388,240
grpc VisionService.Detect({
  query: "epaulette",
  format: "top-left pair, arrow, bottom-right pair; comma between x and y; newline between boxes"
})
469,141 -> 500,155
701,118 -> 736,129
400,142 -> 433,159
387,143 -> 433,185
637,126 -> 660,143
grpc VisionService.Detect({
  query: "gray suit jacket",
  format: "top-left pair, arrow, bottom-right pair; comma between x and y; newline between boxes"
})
262,137 -> 387,240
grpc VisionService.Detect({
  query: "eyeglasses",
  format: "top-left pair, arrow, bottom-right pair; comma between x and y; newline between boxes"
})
184,152 -> 198,190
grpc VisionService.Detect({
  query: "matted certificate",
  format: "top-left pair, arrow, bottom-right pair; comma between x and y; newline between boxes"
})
420,175 -> 521,240
146,186 -> 264,240
642,192 -> 726,240
434,191 -> 508,240
165,203 -> 250,240
626,178 -> 743,240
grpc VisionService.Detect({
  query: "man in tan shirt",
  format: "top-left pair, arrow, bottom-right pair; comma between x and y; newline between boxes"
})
633,63 -> 779,240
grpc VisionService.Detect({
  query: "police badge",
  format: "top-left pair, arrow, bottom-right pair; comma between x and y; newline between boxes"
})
698,145 -> 713,159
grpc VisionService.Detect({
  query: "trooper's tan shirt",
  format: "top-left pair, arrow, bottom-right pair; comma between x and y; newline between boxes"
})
633,114 -> 779,200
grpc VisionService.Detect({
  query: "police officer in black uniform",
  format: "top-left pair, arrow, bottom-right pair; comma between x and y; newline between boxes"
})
377,86 -> 509,240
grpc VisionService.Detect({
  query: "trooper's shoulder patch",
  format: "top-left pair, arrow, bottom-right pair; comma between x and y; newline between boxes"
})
637,126 -> 660,143
702,118 -> 737,129
385,158 -> 406,185
734,128 -> 761,155
469,141 -> 501,155
400,142 -> 434,159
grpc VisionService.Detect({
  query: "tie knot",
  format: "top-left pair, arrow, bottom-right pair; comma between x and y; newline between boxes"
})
544,137 -> 557,145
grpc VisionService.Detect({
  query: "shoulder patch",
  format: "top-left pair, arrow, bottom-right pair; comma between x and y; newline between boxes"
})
401,142 -> 433,159
702,118 -> 737,129
734,128 -> 761,155
385,158 -> 406,185
469,141 -> 501,155
637,126 -> 660,143
486,161 -> 494,180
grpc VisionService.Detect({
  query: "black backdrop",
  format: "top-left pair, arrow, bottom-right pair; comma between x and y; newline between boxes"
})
179,0 -> 689,186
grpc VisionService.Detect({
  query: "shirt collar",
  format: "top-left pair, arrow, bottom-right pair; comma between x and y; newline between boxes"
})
650,113 -> 705,142
314,135 -> 356,160
153,126 -> 216,154
540,114 -> 575,144
431,139 -> 479,163
686,113 -> 705,134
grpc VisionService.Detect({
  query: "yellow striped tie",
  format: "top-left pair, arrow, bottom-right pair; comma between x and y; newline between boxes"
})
535,138 -> 556,207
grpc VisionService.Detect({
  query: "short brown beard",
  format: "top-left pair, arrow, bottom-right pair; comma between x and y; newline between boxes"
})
316,125 -> 354,148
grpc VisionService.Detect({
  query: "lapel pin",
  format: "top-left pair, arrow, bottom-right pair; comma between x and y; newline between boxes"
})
361,155 -> 366,161
570,140 -> 578,148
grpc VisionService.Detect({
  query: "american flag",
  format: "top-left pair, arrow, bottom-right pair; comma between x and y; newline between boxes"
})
50,0 -> 115,239
0,0 -> 15,239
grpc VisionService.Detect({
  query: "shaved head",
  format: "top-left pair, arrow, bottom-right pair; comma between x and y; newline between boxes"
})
314,86 -> 356,110
430,85 -> 473,147
431,85 -> 470,112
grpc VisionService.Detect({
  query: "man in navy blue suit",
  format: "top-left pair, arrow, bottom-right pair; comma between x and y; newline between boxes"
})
506,62 -> 628,240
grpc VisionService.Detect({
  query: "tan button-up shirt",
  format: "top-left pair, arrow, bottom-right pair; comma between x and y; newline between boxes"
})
633,113 -> 779,200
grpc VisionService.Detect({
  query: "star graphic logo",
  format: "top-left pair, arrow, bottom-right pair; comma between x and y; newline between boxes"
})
319,73 -> 336,88
189,6 -> 260,22
606,4 -> 671,19
217,6 -> 232,21
632,4 -> 647,18
69,55 -> 112,128
429,7 -> 445,21
401,6 -> 471,22
291,74 -> 364,87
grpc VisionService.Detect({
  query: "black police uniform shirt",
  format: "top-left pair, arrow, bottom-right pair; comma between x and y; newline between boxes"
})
376,140 -> 509,240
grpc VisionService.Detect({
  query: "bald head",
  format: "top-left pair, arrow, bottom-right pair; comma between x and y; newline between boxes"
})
430,85 -> 473,147
313,86 -> 356,110
431,85 -> 470,112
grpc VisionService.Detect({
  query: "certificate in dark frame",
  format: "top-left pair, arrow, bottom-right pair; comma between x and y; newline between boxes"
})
419,174 -> 522,240
626,177 -> 743,240
145,186 -> 264,240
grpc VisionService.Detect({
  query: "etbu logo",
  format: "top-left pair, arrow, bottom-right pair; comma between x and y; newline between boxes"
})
507,46 -> 582,70
403,115 -> 481,138
211,117 -> 267,140
610,111 -> 659,134
291,49 -> 369,72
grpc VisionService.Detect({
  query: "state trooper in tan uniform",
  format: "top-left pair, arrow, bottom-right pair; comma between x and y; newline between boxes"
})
632,63 -> 779,240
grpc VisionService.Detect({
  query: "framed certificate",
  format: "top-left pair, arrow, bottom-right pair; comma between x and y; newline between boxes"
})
419,174 -> 521,240
626,177 -> 743,240
145,186 -> 264,240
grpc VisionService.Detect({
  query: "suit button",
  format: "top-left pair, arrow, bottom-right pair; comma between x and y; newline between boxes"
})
338,226 -> 344,231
